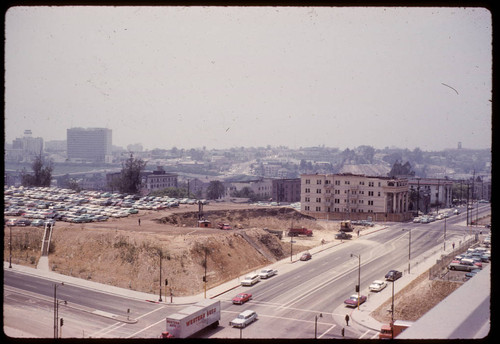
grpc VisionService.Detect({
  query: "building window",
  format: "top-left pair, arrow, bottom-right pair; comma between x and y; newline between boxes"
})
335,180 -> 341,185
316,206 -> 321,211
305,179 -> 310,184
317,180 -> 322,184
316,189 -> 322,194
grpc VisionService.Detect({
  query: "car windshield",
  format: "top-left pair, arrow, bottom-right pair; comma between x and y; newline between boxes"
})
350,296 -> 358,301
237,314 -> 246,319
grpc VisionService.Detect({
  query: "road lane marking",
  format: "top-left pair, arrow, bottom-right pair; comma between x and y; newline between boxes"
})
318,324 -> 336,338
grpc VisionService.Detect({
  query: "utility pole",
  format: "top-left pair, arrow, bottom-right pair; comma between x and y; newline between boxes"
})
159,250 -> 163,302
204,247 -> 208,298
350,253 -> 361,310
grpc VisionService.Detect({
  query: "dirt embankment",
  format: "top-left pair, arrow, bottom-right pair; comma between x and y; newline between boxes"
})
5,206 -> 331,296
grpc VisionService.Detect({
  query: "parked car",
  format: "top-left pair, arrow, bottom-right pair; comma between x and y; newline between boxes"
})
259,269 -> 277,279
385,270 -> 402,281
344,294 -> 367,307
31,219 -> 45,227
229,310 -> 257,328
300,252 -> 312,261
16,219 -> 32,226
453,209 -> 460,215
6,218 -> 18,226
369,280 -> 387,292
232,293 -> 252,305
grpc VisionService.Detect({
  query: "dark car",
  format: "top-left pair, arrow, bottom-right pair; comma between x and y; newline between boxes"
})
300,252 -> 312,261
385,270 -> 402,281
16,219 -> 32,226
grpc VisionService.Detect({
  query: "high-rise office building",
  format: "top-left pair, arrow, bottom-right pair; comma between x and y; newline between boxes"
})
67,127 -> 112,162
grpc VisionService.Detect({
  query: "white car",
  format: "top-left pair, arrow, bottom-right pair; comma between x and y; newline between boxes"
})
369,280 -> 387,292
259,269 -> 277,279
229,310 -> 258,328
241,274 -> 260,286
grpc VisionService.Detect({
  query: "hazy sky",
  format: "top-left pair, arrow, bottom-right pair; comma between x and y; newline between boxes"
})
5,6 -> 492,151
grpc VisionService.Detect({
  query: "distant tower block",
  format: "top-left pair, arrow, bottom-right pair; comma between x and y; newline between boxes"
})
458,141 -> 462,149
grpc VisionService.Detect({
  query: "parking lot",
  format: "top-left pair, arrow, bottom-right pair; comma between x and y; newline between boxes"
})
4,185 -> 204,227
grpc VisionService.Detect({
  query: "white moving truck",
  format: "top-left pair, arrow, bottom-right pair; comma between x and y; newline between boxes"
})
161,299 -> 220,338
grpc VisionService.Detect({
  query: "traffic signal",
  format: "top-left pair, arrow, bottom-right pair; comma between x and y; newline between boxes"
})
355,285 -> 359,292
202,276 -> 206,282
60,318 -> 64,327
165,278 -> 168,286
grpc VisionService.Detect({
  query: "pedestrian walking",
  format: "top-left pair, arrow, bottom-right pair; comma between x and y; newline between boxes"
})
341,327 -> 345,337
138,218 -> 141,226
345,314 -> 350,326
452,242 -> 455,249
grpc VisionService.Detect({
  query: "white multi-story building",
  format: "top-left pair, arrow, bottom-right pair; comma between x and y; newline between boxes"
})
301,173 -> 411,222
67,127 -> 112,163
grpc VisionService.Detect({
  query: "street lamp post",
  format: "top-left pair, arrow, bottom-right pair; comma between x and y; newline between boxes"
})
391,279 -> 395,339
314,313 -> 323,339
53,282 -> 64,338
402,228 -> 411,274
443,217 -> 447,251
350,253 -> 361,310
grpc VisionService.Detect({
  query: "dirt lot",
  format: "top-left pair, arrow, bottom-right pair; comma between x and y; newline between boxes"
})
4,204 -> 344,296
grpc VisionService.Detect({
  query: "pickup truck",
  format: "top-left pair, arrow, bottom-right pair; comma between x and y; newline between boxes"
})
335,231 -> 352,240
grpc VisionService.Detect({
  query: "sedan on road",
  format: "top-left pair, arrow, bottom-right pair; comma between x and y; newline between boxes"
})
300,252 -> 312,261
229,310 -> 258,328
232,293 -> 252,305
259,269 -> 277,279
385,270 -> 402,281
369,280 -> 387,292
344,294 -> 367,307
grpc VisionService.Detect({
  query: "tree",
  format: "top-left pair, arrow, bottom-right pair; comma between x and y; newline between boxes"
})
206,180 -> 225,200
388,160 -> 415,178
113,154 -> 147,194
21,153 -> 54,187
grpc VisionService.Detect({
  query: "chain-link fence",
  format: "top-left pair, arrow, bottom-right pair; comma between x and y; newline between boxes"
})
429,237 -> 478,281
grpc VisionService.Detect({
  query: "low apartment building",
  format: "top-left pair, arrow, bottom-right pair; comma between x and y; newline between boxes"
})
141,168 -> 178,195
301,173 -> 411,222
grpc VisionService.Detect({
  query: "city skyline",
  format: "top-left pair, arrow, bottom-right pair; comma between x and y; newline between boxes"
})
5,6 -> 492,151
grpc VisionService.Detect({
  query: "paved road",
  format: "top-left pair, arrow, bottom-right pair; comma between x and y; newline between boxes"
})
4,204 -> 488,339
